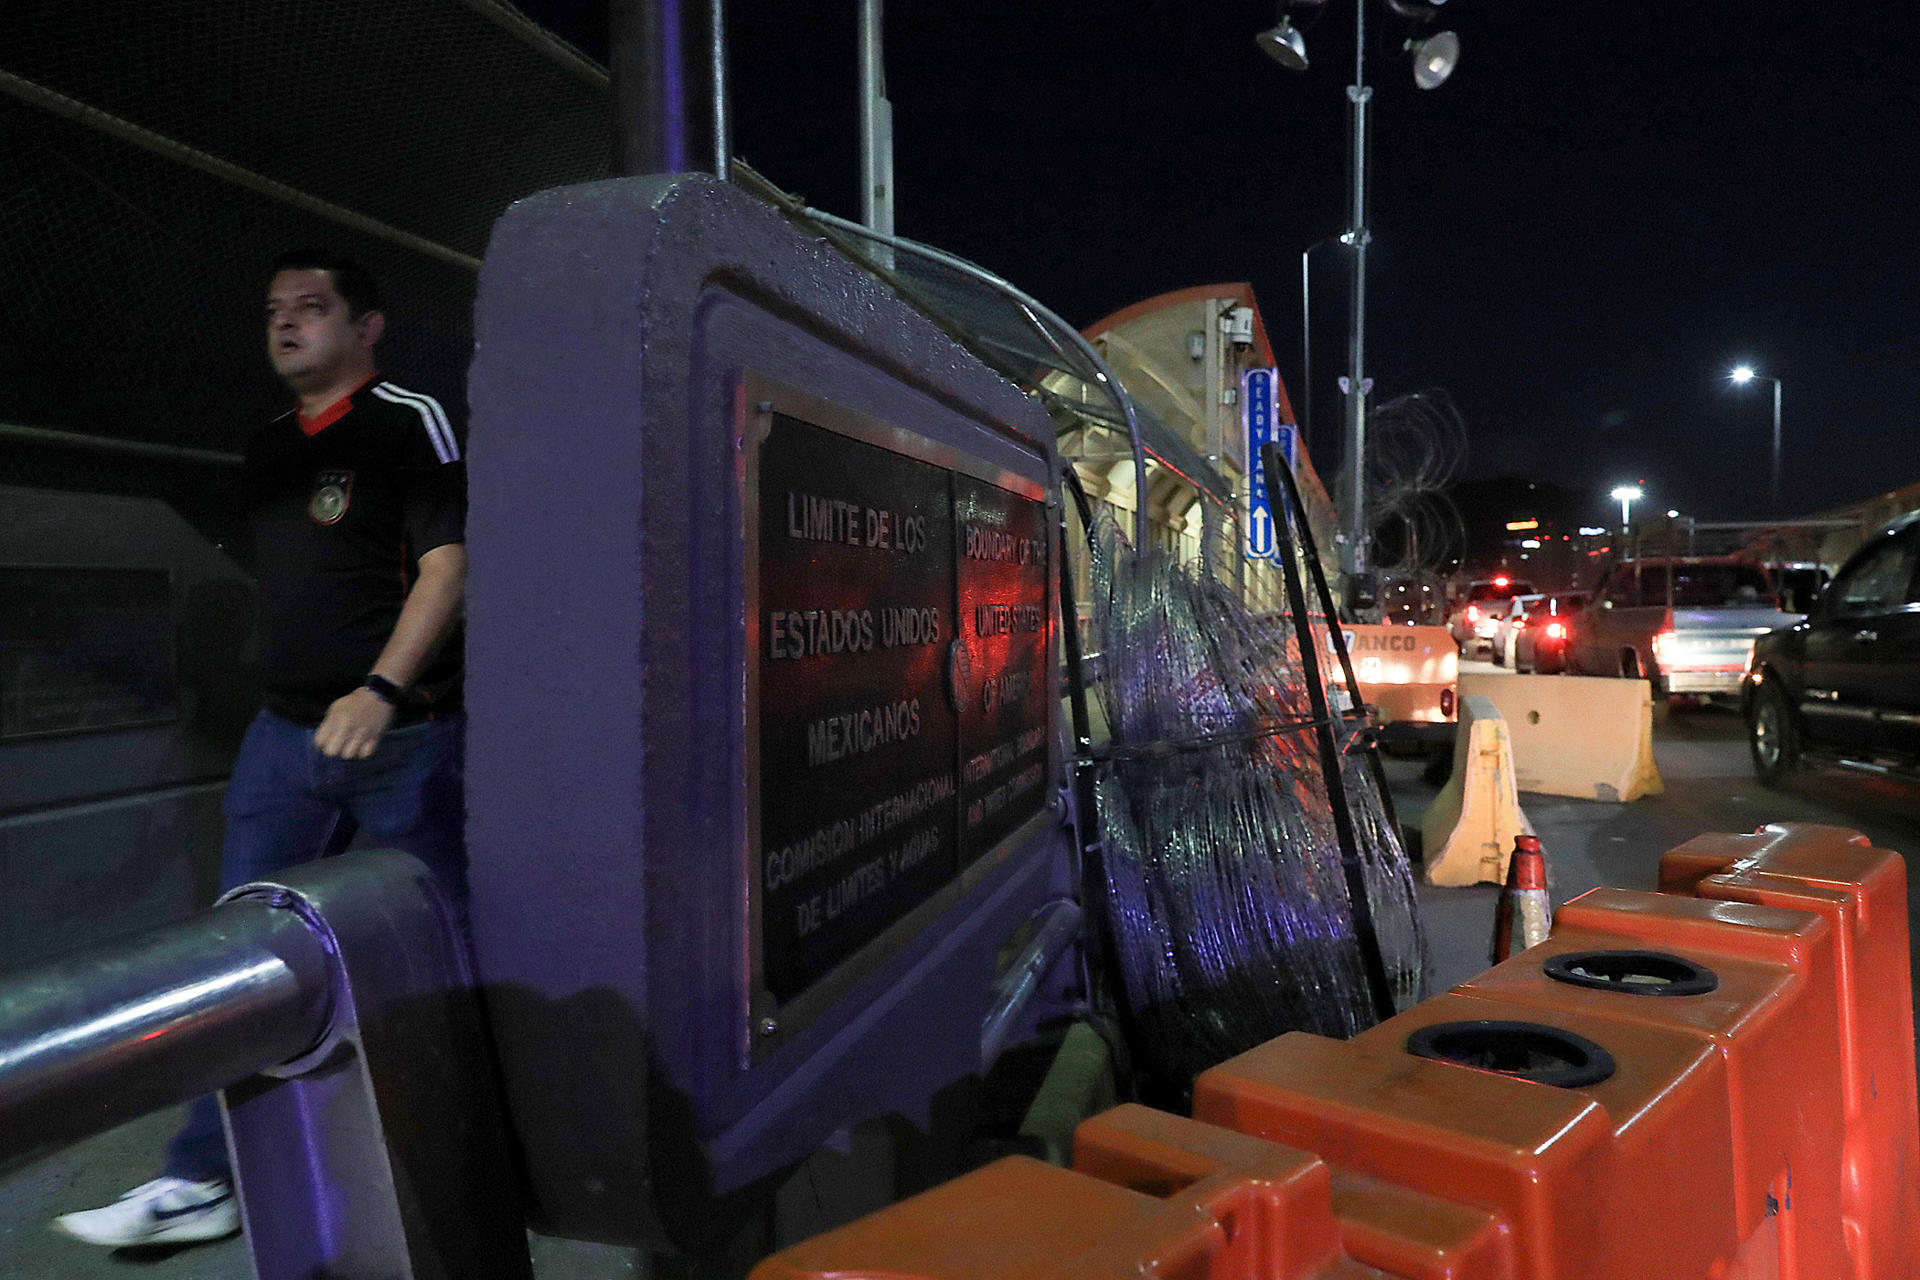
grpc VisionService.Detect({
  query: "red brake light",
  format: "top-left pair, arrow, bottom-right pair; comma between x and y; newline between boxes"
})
1651,629 -> 1675,662
1493,575 -> 1510,587
1546,622 -> 1566,639
1466,604 -> 1478,621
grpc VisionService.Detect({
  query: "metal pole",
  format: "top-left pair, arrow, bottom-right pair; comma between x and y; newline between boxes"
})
1771,377 -> 1783,517
711,0 -> 730,175
609,0 -> 723,176
1343,3 -> 1373,580
0,854 -> 529,1279
1300,247 -> 1312,447
979,899 -> 1082,1067
859,0 -> 895,271
1262,442 -> 1399,1025
0,900 -> 332,1175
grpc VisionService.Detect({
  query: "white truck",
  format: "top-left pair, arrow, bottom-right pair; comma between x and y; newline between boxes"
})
1568,557 -> 1802,701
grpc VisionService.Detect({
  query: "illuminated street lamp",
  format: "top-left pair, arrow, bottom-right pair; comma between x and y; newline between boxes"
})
1611,484 -> 1643,534
1258,0 -> 1460,590
1729,364 -> 1783,517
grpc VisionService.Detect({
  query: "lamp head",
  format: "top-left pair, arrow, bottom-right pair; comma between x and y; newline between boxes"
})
1256,19 -> 1309,71
1408,31 -> 1460,89
1730,365 -> 1756,384
1611,485 -> 1644,503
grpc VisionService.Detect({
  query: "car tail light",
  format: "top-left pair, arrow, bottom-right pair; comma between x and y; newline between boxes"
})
1466,604 -> 1478,622
1440,688 -> 1455,717
1546,621 -> 1566,639
1651,629 -> 1675,663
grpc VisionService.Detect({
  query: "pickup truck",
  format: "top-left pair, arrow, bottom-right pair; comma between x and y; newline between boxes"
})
1568,557 -> 1801,701
1745,513 -> 1920,784
1330,623 -> 1457,745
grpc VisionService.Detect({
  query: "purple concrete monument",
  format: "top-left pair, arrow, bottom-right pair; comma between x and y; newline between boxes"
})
466,172 -> 1069,1251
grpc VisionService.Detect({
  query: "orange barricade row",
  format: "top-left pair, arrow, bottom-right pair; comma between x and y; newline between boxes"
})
751,823 -> 1920,1280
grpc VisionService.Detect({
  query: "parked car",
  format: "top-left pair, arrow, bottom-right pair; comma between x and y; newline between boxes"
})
1568,558 -> 1800,701
1491,594 -> 1545,667
1446,577 -> 1536,657
1745,515 -> 1920,785
1512,592 -> 1588,674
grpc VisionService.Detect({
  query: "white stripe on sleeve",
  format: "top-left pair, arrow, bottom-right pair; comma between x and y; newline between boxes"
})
372,383 -> 460,463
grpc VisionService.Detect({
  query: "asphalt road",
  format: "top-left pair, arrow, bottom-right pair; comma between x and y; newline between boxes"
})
1405,662 -> 1920,995
6,671 -> 1918,1278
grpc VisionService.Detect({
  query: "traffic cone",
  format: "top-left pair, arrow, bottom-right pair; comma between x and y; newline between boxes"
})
1490,834 -> 1552,963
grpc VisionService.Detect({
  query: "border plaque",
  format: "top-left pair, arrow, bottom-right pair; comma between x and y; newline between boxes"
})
743,375 -> 1054,1054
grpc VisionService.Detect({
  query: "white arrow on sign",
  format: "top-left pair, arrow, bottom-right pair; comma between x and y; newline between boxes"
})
1249,505 -> 1273,556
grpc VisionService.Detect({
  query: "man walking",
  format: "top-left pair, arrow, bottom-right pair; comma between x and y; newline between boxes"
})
54,250 -> 469,1248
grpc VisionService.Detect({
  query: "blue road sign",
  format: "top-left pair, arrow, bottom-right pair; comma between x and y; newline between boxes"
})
1244,368 -> 1296,561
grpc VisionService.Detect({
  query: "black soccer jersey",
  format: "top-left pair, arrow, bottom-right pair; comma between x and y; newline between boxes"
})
243,377 -> 466,723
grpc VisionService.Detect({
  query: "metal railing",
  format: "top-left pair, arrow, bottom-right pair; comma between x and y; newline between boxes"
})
0,852 -> 528,1280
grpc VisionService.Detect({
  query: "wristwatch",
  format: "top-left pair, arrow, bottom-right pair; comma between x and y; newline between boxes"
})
362,674 -> 406,706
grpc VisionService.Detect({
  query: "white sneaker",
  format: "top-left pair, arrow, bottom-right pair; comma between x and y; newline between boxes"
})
52,1177 -> 239,1247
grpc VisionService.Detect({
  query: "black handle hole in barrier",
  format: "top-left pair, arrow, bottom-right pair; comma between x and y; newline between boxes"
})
1405,1019 -> 1616,1088
1543,950 -> 1719,997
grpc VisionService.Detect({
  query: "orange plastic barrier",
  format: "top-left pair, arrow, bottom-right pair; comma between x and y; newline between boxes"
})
750,823 -> 1920,1280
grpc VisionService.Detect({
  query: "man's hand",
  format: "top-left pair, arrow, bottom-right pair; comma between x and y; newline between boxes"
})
315,687 -> 397,759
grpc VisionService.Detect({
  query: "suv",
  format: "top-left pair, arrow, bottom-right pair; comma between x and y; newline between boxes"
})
1746,515 -> 1920,785
1569,557 -> 1798,700
1513,592 -> 1588,674
1447,577 -> 1535,657
1491,594 -> 1545,667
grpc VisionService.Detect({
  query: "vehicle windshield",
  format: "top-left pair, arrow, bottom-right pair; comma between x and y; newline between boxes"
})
1637,564 -> 1770,608
1467,580 -> 1535,602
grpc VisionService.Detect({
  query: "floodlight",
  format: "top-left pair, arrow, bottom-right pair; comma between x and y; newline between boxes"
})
1256,19 -> 1309,71
1730,365 -> 1755,383
1409,31 -> 1459,89
1610,485 -> 1643,502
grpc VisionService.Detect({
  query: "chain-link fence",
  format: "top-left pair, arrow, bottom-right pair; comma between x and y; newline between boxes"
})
0,0 -> 614,542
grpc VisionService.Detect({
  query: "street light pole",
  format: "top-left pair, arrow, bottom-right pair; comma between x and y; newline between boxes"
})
1729,365 -> 1783,518
1770,377 -> 1782,517
1342,0 -> 1372,580
858,0 -> 894,272
1258,2 -> 1457,591
1299,236 -> 1339,450
1611,484 -> 1643,542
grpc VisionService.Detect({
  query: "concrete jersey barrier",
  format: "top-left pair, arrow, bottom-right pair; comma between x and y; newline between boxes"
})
1459,672 -> 1664,803
1420,693 -> 1533,887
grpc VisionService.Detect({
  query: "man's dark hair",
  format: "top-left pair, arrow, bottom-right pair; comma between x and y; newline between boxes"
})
270,249 -> 384,320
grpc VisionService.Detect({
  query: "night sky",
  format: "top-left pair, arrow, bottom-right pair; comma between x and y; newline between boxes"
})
533,1 -> 1920,527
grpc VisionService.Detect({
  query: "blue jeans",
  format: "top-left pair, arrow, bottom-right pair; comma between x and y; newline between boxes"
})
164,709 -> 469,1182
